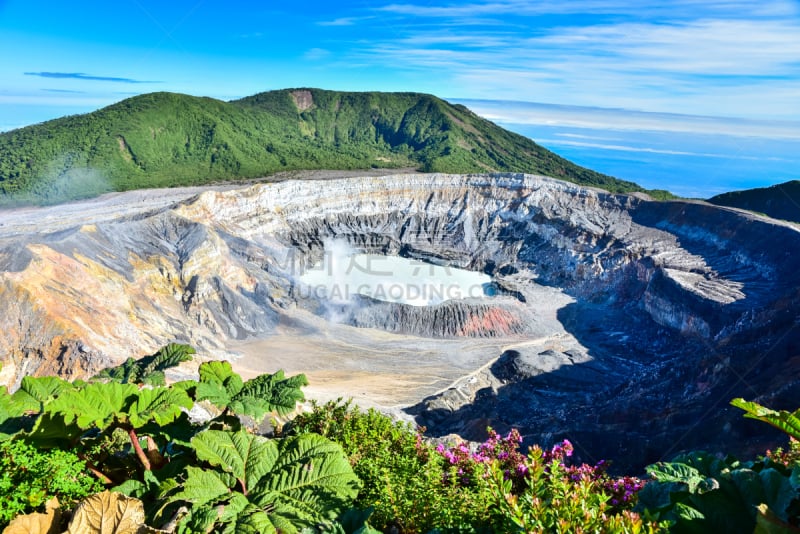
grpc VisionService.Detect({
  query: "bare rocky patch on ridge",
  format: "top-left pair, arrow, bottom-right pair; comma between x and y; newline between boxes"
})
290,89 -> 314,111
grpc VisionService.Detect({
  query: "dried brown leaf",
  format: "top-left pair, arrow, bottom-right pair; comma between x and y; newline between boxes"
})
66,491 -> 145,534
2,497 -> 61,534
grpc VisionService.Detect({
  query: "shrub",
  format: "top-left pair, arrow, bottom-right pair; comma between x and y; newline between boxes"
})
288,401 -> 659,533
286,399 -> 490,532
0,439 -> 103,527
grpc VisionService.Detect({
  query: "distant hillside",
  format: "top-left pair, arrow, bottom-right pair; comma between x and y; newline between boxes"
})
0,88 -> 657,204
708,180 -> 800,223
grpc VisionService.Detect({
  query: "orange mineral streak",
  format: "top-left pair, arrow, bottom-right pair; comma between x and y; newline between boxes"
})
457,307 -> 519,337
3,244 -> 166,359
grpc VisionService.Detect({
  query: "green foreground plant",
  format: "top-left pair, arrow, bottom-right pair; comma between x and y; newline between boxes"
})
1,347 -> 798,534
0,440 -> 102,525
287,398 -> 486,531
0,344 -> 355,533
287,399 -> 661,533
638,399 -> 800,533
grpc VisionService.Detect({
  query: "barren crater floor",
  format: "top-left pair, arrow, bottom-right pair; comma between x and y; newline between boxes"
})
1,171 -> 799,470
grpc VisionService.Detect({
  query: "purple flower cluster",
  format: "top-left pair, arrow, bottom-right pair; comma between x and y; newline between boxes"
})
555,454 -> 644,508
602,475 -> 646,507
433,428 -> 646,509
436,429 -> 528,487
542,439 -> 574,463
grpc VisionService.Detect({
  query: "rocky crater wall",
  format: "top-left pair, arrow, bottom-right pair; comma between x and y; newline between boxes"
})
174,173 -> 799,340
0,173 -> 798,468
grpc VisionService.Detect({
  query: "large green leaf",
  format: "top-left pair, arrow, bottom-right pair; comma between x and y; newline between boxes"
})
93,357 -> 141,385
250,433 -> 360,530
170,433 -> 357,533
331,507 -> 382,534
0,389 -> 29,440
26,411 -> 84,448
198,360 -> 244,398
137,411 -> 203,449
673,450 -> 737,480
191,430 -> 278,494
673,501 -> 706,522
166,466 -> 232,507
231,370 -> 308,419
642,451 -> 799,534
758,468 -> 797,522
754,503 -> 800,534
141,344 -> 196,377
175,506 -> 218,534
216,493 -> 251,526
194,381 -> 232,408
94,344 -> 195,385
198,360 -> 237,386
196,363 -> 307,420
45,382 -> 139,429
646,462 -> 707,493
114,468 -> 163,500
140,371 -> 166,388
127,387 -> 193,428
731,399 -> 800,441
637,478 -> 677,511
227,504 -> 278,534
10,376 -> 73,414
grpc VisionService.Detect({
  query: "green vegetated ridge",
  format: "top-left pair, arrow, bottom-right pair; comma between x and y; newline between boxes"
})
708,180 -> 800,224
0,88 -> 665,205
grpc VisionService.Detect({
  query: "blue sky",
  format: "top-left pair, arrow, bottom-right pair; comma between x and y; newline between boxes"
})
1,0 -> 799,195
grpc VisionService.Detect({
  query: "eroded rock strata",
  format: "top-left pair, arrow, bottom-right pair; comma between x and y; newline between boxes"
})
0,173 -> 798,469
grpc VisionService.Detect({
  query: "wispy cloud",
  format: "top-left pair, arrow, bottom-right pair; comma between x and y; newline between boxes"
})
377,0 -> 798,19
530,19 -> 800,75
455,99 -> 800,140
303,48 -> 331,60
318,16 -> 367,26
42,88 -> 86,94
24,72 -> 160,84
352,0 -> 800,119
538,138 -> 791,161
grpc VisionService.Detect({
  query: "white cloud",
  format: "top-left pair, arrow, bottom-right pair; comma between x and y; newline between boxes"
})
454,98 -> 800,139
532,19 -> 800,75
303,48 -> 331,60
353,1 -> 800,119
318,17 -> 362,26
536,138 -> 791,161
376,0 -> 799,19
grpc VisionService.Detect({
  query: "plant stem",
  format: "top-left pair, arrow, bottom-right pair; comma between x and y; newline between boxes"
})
128,427 -> 151,471
82,458 -> 114,485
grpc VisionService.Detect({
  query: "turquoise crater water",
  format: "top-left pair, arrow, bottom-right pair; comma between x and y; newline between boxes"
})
299,252 -> 492,307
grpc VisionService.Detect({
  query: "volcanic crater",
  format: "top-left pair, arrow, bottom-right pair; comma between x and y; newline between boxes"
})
1,172 -> 799,470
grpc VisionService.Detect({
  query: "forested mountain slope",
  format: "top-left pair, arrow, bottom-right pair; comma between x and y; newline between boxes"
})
709,180 -> 800,223
0,88 -> 652,204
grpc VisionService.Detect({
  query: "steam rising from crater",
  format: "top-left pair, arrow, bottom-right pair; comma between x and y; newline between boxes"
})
299,238 -> 491,306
